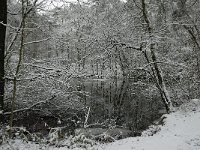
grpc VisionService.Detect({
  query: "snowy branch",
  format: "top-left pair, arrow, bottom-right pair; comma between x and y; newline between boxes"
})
0,21 -> 41,30
3,96 -> 56,115
23,38 -> 50,45
24,63 -> 62,71
4,75 -> 42,81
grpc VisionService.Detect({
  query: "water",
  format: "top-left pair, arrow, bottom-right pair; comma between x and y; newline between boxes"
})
12,78 -> 163,136
72,78 -> 163,132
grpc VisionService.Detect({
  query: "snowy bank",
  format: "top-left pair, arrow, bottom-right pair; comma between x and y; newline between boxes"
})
88,99 -> 200,150
1,99 -> 200,150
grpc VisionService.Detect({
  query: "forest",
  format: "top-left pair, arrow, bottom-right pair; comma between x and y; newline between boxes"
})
0,0 -> 200,149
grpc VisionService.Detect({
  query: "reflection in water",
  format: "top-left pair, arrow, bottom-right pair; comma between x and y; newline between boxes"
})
73,79 -> 162,132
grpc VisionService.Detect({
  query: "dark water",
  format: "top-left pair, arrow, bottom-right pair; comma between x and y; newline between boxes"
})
12,78 -> 163,136
72,78 -> 163,132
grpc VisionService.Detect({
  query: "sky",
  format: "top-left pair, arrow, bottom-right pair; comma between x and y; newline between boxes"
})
40,0 -> 127,11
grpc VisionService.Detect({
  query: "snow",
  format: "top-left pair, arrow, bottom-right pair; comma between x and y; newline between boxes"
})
1,99 -> 200,150
93,99 -> 200,150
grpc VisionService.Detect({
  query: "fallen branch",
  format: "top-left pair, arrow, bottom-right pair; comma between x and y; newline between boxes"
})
84,107 -> 90,128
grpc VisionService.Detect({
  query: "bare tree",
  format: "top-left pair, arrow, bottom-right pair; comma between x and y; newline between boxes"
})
0,0 -> 7,122
9,0 -> 39,128
141,0 -> 173,112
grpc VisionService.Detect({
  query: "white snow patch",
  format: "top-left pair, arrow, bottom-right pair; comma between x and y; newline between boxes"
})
191,99 -> 200,102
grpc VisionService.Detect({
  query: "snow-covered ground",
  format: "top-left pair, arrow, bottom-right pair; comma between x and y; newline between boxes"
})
88,99 -> 200,150
1,99 -> 200,150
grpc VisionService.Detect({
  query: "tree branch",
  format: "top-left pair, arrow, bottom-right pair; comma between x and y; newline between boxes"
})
4,96 -> 56,115
23,38 -> 50,45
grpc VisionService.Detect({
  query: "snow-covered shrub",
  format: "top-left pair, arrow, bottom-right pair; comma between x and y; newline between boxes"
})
47,127 -> 67,145
0,126 -> 47,145
0,126 -> 9,145
94,133 -> 115,143
101,118 -> 117,129
142,115 -> 167,137
142,125 -> 161,137
65,133 -> 96,149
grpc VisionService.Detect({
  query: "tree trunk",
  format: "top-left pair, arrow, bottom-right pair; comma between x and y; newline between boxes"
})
10,0 -> 26,129
0,0 -> 7,122
115,46 -> 129,78
141,0 -> 172,113
183,25 -> 200,97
